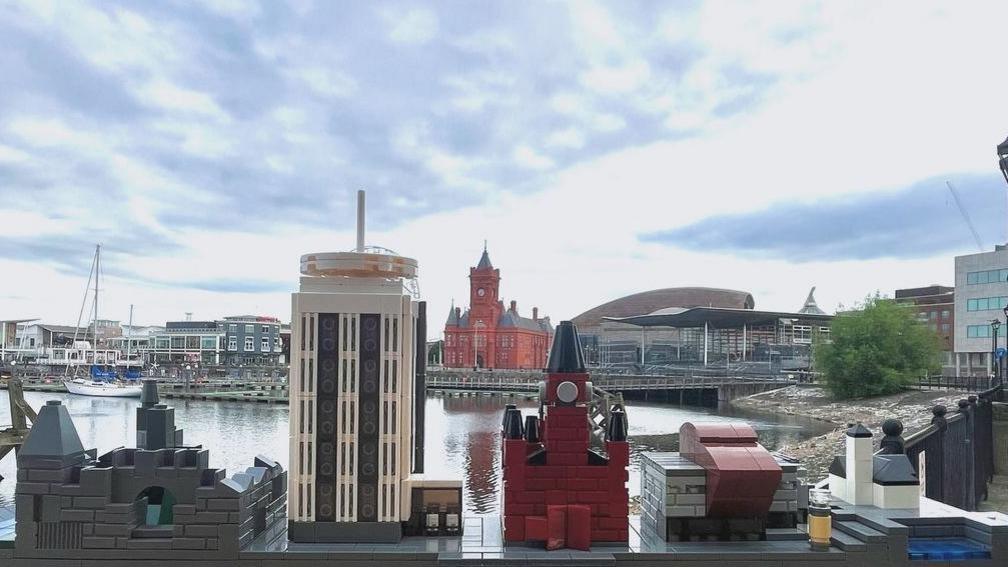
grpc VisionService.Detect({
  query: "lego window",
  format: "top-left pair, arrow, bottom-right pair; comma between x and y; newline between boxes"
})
136,486 -> 175,526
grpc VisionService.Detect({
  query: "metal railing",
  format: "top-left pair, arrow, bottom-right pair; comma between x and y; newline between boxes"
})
900,379 -> 1002,511
425,372 -> 796,393
917,375 -> 995,392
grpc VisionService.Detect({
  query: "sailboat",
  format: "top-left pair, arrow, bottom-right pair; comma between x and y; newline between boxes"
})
63,244 -> 142,398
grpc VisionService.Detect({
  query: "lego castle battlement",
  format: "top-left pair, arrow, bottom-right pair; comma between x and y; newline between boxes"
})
13,390 -> 286,561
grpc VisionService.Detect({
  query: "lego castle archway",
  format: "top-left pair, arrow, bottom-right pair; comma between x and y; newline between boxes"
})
136,485 -> 176,525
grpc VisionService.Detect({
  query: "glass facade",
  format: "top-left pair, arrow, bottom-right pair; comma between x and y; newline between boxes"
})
966,324 -> 1007,338
967,296 -> 1008,311
966,268 -> 1008,285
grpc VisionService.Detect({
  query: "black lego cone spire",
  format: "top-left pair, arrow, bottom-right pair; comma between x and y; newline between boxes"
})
607,409 -> 628,442
546,320 -> 586,373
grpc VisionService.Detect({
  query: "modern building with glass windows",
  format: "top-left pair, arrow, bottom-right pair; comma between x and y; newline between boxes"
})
221,314 -> 283,366
146,320 -> 225,365
954,245 -> 1008,376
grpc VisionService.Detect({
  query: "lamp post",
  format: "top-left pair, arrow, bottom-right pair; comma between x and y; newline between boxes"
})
998,136 -> 1008,187
991,319 -> 1001,380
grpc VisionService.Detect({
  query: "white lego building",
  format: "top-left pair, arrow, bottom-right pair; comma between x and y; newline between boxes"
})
287,192 -> 460,543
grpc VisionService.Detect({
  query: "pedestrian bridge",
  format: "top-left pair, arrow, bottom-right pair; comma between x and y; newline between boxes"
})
426,369 -> 795,405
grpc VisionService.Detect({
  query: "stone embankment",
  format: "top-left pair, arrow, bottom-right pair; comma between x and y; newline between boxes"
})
732,385 -> 961,483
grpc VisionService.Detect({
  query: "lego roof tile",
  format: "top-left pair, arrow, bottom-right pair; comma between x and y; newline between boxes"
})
17,400 -> 88,468
873,454 -> 919,486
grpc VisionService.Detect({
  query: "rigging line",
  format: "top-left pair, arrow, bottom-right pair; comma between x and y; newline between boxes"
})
66,245 -> 98,379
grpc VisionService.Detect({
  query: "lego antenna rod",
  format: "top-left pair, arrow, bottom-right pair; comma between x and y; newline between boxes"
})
356,189 -> 366,252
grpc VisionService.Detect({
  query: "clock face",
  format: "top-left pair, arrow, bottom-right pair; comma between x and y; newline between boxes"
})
477,288 -> 486,297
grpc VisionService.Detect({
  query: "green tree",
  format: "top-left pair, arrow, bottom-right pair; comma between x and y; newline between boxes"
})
815,293 -> 941,399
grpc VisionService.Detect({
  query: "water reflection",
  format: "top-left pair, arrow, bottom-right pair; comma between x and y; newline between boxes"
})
0,390 -> 833,513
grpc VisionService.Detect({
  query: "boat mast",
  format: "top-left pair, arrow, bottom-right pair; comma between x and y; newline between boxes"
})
93,244 -> 100,371
66,245 -> 98,379
126,304 -> 133,366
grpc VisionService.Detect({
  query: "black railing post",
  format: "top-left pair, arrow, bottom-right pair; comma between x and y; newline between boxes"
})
960,398 -> 977,510
931,405 -> 948,502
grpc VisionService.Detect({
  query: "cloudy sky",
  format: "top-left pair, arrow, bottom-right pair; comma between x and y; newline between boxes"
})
2,0 -> 1008,333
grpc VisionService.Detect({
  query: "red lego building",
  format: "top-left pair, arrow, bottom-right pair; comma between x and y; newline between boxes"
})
501,321 -> 629,550
444,247 -> 553,369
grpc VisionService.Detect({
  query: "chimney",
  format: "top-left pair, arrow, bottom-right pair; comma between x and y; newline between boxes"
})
533,307 -> 539,321
510,300 -> 517,313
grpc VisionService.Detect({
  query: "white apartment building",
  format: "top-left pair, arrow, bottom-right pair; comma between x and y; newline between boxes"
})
954,245 -> 1008,376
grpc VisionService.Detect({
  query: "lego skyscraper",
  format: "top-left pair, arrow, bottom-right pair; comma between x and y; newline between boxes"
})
288,191 -> 459,543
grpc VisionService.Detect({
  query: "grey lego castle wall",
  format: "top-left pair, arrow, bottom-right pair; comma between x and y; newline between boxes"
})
13,399 -> 287,561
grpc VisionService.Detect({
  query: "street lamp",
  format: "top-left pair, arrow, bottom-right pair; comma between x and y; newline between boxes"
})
998,136 -> 1008,186
990,319 -> 1001,380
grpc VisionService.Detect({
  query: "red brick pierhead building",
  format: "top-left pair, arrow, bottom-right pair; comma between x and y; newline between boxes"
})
444,248 -> 553,369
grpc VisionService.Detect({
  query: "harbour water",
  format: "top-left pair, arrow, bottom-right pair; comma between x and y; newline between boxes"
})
0,390 -> 835,513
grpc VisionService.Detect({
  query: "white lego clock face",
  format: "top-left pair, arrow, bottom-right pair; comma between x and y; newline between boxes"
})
477,288 -> 485,297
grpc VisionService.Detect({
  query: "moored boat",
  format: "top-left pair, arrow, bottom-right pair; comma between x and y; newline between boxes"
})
64,376 -> 142,397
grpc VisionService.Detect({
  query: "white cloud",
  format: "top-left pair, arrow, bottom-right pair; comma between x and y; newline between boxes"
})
136,79 -> 229,121
382,7 -> 439,45
545,128 -> 586,150
296,66 -> 358,98
512,145 -> 555,170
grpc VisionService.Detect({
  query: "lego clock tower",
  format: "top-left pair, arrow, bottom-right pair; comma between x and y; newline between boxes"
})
288,191 -> 460,543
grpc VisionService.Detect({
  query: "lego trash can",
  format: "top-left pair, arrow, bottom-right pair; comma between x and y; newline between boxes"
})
808,488 -> 831,551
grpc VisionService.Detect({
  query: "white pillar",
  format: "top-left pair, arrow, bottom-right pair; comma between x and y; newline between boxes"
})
742,324 -> 747,362
640,327 -> 645,366
703,322 -> 708,366
845,425 -> 874,505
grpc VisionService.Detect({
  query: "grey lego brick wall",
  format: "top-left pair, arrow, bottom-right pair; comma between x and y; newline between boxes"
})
14,450 -> 286,560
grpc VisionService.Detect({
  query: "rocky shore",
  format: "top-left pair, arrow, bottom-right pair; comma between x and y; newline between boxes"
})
732,385 -> 964,483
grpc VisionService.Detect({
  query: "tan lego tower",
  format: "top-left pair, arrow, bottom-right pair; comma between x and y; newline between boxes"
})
288,191 -> 458,543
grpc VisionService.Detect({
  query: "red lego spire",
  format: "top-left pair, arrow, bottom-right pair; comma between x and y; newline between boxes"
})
502,321 -> 629,549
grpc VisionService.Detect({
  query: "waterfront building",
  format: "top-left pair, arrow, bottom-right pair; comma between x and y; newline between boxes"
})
954,246 -> 1008,376
443,246 -> 553,369
288,191 -> 460,542
146,320 -> 225,366
895,285 -> 955,374
0,318 -> 36,363
7,322 -> 122,366
221,315 -> 284,366
571,287 -> 754,366
573,287 -> 830,370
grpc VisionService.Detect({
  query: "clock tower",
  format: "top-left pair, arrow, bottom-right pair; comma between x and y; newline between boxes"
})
469,244 -> 501,324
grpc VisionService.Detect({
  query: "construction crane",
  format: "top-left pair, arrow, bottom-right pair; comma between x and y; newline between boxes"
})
946,180 -> 984,252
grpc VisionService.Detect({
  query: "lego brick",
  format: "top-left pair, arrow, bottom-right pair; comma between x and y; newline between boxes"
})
527,478 -> 555,491
40,494 -> 61,522
171,537 -> 207,549
504,515 -> 525,541
27,468 -> 72,483
60,509 -> 95,522
126,538 -> 173,549
567,479 -> 598,491
15,494 -> 35,522
73,496 -> 108,509
545,490 -> 567,505
207,498 -> 240,511
15,482 -> 51,495
82,536 -> 117,549
575,491 -> 608,503
526,515 -> 548,540
185,524 -> 220,537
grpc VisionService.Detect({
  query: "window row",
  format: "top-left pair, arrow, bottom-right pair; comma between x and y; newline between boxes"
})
967,269 -> 1008,285
966,325 -> 1007,338
966,297 -> 1008,312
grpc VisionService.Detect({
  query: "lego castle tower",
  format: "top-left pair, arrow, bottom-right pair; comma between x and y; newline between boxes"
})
502,321 -> 629,549
288,191 -> 454,543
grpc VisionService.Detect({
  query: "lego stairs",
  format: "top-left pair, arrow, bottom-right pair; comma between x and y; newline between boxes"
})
829,520 -> 888,551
